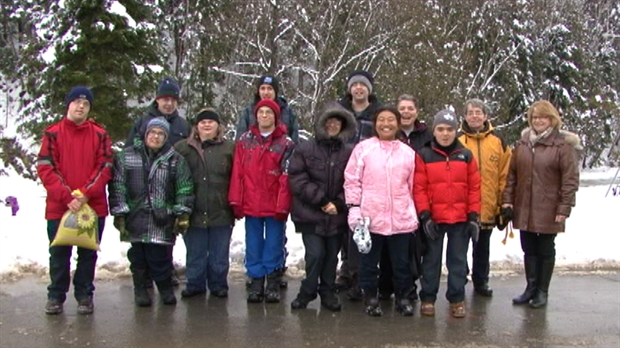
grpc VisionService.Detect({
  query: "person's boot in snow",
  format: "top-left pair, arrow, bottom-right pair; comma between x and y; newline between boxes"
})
513,255 -> 538,305
530,256 -> 555,308
347,274 -> 363,301
276,268 -> 288,289
264,272 -> 281,303
132,269 -> 152,307
247,277 -> 265,303
320,291 -> 342,312
156,278 -> 177,305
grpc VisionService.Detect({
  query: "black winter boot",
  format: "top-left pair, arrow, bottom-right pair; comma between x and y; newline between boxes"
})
513,255 -> 538,305
247,277 -> 265,303
395,297 -> 414,316
364,294 -> 382,317
264,273 -> 281,303
156,278 -> 177,305
132,269 -> 152,307
320,291 -> 342,312
530,257 -> 555,309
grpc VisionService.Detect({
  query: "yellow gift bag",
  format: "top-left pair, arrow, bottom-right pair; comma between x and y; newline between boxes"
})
50,190 -> 100,250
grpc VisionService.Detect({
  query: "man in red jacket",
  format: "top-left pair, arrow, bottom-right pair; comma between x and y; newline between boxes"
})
36,86 -> 113,315
414,109 -> 481,319
229,98 -> 295,304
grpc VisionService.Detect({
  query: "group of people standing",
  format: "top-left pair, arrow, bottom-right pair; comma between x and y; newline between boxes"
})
36,71 -> 580,319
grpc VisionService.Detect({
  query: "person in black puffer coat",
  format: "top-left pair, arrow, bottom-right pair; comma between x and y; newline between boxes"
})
289,103 -> 356,312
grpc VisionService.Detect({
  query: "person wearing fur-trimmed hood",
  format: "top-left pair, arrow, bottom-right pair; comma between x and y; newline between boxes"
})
502,100 -> 581,309
288,103 -> 356,312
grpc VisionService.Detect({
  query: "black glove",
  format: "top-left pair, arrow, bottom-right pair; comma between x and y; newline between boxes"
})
113,216 -> 127,237
466,212 -> 480,243
501,206 -> 513,222
173,214 -> 190,235
419,210 -> 440,241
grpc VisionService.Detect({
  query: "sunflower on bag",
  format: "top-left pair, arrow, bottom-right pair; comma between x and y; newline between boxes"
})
51,190 -> 100,250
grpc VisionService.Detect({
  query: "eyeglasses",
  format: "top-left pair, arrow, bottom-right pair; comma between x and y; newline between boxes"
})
148,130 -> 166,138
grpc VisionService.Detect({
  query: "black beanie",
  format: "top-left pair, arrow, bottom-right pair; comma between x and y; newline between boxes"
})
157,77 -> 181,99
195,109 -> 221,124
256,75 -> 280,96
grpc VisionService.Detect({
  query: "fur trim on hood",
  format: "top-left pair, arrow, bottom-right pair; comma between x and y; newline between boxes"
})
315,103 -> 356,142
521,127 -> 582,150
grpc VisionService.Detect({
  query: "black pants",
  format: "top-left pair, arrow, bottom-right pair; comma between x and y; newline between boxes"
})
379,231 -> 422,294
520,231 -> 556,258
472,228 -> 493,286
47,218 -> 105,302
360,233 -> 413,297
128,243 -> 172,282
300,233 -> 343,298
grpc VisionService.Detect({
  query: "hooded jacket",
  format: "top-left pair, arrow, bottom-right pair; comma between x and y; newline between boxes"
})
502,128 -> 580,234
289,105 -> 356,236
339,94 -> 382,144
458,120 -> 512,227
228,113 -> 296,218
235,96 -> 299,143
126,101 -> 191,146
344,136 -> 418,235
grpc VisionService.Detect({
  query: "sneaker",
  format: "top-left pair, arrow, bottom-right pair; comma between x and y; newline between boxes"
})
45,299 -> 63,315
77,298 -> 94,315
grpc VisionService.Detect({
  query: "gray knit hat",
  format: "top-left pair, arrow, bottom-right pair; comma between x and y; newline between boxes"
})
146,117 -> 170,140
432,109 -> 458,130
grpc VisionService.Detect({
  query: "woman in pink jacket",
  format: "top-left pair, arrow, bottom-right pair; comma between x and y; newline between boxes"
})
344,106 -> 419,317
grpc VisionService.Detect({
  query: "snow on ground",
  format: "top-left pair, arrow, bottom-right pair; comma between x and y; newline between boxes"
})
0,168 -> 619,282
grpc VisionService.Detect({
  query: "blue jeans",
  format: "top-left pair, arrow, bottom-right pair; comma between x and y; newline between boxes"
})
46,217 -> 105,302
183,225 -> 233,292
419,222 -> 469,303
244,216 -> 285,278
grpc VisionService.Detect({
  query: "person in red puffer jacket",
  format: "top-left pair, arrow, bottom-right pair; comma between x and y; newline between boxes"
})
36,86 -> 112,316
229,98 -> 295,304
414,109 -> 481,319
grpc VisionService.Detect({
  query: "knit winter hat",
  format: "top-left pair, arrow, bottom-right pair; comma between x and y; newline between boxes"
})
254,98 -> 281,120
65,86 -> 94,108
347,70 -> 374,94
432,109 -> 458,130
195,109 -> 221,124
256,75 -> 280,97
145,117 -> 170,140
156,77 -> 181,100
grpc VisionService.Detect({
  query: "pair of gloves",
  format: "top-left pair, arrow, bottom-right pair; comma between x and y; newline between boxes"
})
113,214 -> 190,236
419,210 -> 480,243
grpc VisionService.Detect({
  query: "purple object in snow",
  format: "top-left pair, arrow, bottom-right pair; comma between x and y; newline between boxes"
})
5,196 -> 19,216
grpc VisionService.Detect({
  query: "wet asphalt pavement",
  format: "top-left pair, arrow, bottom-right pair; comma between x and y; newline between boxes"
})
0,272 -> 619,348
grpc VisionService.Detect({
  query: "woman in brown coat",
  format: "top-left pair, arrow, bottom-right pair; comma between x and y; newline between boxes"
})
502,100 -> 580,309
